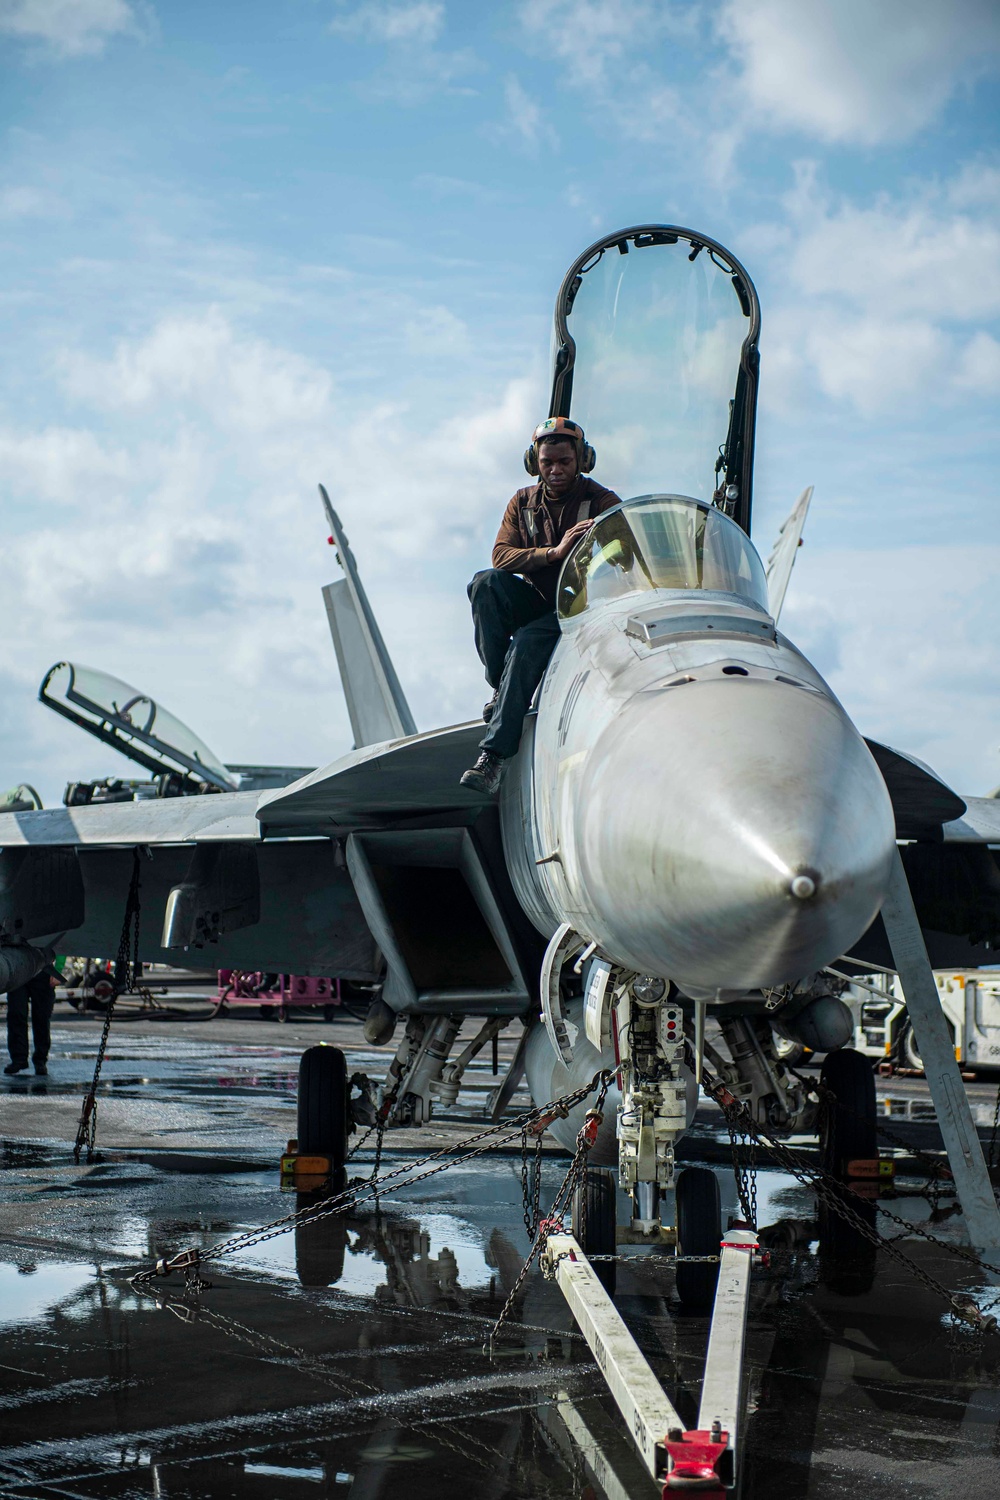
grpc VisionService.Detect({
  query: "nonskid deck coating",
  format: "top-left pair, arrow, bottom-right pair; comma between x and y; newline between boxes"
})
0,1006 -> 999,1498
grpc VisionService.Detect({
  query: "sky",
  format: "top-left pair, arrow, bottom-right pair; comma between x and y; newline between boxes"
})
0,0 -> 998,804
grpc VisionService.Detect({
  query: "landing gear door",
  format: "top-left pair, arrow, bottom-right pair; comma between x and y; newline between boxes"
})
584,958 -> 614,1050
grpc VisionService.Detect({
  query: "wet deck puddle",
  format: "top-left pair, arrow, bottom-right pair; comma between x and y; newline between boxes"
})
1,1149 -> 998,1500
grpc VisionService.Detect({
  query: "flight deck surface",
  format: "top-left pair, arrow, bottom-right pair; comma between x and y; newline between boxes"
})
1,1006 -> 998,1499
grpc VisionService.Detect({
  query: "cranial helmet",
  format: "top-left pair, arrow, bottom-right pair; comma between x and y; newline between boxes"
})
523,416 -> 596,477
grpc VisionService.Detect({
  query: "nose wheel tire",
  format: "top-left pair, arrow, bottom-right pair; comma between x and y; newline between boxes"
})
571,1167 -> 617,1296
675,1167 -> 722,1309
297,1045 -> 349,1166
818,1047 -> 876,1179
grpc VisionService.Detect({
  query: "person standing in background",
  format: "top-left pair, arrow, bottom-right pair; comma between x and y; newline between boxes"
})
5,965 -> 58,1076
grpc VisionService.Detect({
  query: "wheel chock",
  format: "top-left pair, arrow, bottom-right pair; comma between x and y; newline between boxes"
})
664,1426 -> 729,1492
280,1138 -> 335,1189
845,1157 -> 895,1181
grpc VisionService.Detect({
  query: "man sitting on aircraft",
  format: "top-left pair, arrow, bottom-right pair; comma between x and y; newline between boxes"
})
460,417 -> 620,795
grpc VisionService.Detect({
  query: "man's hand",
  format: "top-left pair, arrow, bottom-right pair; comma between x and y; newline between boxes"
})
550,517 -> 594,563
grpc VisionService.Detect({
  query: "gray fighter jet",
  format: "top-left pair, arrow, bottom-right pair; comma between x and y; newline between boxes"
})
3,223 -> 1000,1246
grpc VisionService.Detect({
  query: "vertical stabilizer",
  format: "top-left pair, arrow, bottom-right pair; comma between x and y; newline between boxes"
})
319,484 -> 418,747
765,485 -> 813,622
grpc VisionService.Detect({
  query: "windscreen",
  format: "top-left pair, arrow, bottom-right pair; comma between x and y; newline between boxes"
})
559,235 -> 751,502
557,495 -> 769,620
40,662 -> 235,789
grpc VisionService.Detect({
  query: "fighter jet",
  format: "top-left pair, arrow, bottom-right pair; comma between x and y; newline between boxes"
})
3,223 -> 1000,1251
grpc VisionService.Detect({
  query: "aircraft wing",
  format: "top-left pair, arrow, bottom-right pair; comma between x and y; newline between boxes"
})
765,486 -> 812,621
941,798 -> 1000,844
0,723 -> 491,971
0,790 -> 262,847
0,790 -> 381,977
256,721 -> 491,831
864,739 -> 967,839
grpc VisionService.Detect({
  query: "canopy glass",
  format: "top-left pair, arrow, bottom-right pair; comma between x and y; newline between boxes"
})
39,662 -> 235,790
551,227 -> 758,527
557,495 -> 769,620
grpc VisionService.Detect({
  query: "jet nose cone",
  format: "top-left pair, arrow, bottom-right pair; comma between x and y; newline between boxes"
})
575,677 -> 895,990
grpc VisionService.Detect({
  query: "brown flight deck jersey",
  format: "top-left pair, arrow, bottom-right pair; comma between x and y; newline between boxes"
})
492,477 -> 621,606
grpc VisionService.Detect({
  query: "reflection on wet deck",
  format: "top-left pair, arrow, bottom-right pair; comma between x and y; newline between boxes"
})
1,1153 -> 998,1499
1,1014 -> 999,1497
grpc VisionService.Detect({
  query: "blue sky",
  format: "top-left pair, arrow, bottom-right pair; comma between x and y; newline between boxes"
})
1,0 -> 998,802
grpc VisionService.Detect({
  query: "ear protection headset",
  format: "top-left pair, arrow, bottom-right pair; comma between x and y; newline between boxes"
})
523,416 -> 596,477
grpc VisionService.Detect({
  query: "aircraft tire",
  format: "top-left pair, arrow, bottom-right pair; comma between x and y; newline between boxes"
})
571,1167 -> 617,1296
675,1167 -> 721,1310
819,1047 -> 876,1179
297,1045 -> 349,1164
900,1022 -> 923,1073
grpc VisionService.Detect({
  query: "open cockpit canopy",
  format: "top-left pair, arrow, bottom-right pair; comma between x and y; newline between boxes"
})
39,661 -> 237,792
558,495 -> 768,620
550,225 -> 760,534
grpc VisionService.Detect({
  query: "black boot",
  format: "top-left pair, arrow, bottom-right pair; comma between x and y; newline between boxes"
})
482,692 -> 499,723
460,751 -> 505,797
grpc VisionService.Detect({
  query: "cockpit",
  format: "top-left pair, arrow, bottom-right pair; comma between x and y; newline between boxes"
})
557,495 -> 769,620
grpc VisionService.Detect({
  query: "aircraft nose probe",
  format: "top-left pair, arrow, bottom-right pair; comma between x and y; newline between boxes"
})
790,873 -> 818,900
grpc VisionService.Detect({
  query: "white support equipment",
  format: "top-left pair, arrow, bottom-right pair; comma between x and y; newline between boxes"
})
544,1230 -> 751,1491
543,1231 -> 682,1484
881,847 -> 1000,1251
697,1225 -> 757,1472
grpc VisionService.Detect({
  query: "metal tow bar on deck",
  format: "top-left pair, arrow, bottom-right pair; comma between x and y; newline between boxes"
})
542,1224 -> 758,1494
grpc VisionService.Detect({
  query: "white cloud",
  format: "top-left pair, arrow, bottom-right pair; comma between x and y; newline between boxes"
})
782,543 -> 1000,795
60,309 -> 334,431
0,306 -> 545,803
955,330 -> 1000,391
756,164 -> 1000,415
0,0 -> 144,59
805,315 -> 948,411
412,172 -> 502,204
487,74 -> 559,155
516,0 -> 694,89
0,185 -> 69,218
512,0 -> 689,143
717,0 -> 1000,145
0,426 -> 132,500
327,0 -> 477,101
329,0 -> 443,45
786,190 -> 1000,323
401,304 -> 471,356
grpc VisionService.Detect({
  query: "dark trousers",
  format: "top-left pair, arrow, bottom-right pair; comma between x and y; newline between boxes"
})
6,973 -> 54,1068
468,569 -> 561,759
